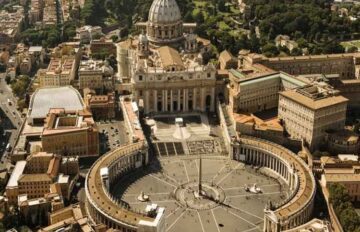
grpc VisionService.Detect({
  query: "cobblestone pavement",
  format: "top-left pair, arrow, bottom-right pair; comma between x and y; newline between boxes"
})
112,158 -> 289,232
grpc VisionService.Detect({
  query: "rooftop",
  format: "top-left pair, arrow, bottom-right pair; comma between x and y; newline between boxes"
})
47,58 -> 75,74
42,108 -> 96,136
324,173 -> 360,182
6,161 -> 26,188
18,173 -> 52,183
86,142 -> 151,226
157,46 -> 184,68
79,59 -> 103,72
280,85 -> 348,110
28,86 -> 84,119
29,46 -> 43,53
233,112 -> 283,132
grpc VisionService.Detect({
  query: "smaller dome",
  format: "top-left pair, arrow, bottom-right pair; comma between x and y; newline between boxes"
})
148,0 -> 182,24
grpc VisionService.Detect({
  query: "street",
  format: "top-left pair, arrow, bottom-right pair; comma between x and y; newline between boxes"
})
0,73 -> 24,163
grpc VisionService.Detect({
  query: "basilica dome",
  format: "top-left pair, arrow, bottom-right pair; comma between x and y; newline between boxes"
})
148,0 -> 182,24
146,0 -> 184,45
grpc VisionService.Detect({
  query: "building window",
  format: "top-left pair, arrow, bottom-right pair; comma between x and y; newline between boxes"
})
139,75 -> 143,81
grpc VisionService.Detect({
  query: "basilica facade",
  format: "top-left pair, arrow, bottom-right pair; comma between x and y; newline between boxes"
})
116,0 -> 217,114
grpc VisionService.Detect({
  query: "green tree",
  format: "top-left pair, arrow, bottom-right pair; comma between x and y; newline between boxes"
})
217,0 -> 227,12
296,38 -> 308,48
184,11 -> 194,22
11,75 -> 31,98
262,43 -> 279,57
329,183 -> 360,232
194,11 -> 205,24
81,0 -> 108,26
290,47 -> 303,56
63,21 -> 77,41
347,46 -> 358,53
111,35 -> 119,42
17,99 -> 27,111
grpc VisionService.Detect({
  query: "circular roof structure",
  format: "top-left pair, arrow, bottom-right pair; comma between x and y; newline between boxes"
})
148,0 -> 182,24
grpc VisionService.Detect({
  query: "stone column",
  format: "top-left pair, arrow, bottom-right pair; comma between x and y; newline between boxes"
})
183,89 -> 187,111
145,90 -> 150,114
193,88 -> 197,110
153,90 -> 157,112
264,217 -> 268,232
165,90 -> 168,111
162,90 -> 166,112
211,87 -> 215,112
170,89 -> 173,112
178,89 -> 181,111
201,87 -> 205,111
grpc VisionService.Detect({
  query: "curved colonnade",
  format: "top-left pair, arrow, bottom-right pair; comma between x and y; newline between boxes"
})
85,142 -> 149,232
233,136 -> 316,232
85,136 -> 316,232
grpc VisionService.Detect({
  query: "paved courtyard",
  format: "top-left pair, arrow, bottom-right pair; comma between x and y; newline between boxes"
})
111,158 -> 289,232
149,114 -> 227,157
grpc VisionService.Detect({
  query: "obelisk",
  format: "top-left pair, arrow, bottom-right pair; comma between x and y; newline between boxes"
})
198,154 -> 202,193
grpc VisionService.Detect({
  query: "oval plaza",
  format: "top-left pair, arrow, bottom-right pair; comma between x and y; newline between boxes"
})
84,0 -> 318,232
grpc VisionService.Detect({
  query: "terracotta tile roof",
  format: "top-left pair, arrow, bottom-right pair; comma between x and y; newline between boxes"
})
158,46 -> 184,68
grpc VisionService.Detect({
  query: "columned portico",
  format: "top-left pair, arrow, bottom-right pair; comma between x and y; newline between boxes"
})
141,87 -> 215,114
